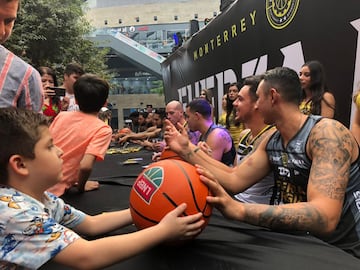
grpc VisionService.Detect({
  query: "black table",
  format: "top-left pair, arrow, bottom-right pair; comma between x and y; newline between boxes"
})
41,149 -> 360,269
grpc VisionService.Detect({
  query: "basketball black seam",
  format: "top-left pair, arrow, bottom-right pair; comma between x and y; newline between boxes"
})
169,160 -> 210,215
162,192 -> 187,216
129,202 -> 159,224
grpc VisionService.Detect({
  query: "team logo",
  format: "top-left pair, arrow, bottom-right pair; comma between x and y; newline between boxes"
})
266,0 -> 300,30
133,167 -> 163,204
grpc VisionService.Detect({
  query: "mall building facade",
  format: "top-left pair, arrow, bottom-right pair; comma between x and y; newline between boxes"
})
85,0 -> 220,129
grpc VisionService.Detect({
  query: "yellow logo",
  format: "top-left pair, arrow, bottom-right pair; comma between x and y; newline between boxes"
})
266,0 -> 300,30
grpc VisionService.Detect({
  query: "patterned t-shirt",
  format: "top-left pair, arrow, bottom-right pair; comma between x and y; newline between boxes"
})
0,186 -> 85,269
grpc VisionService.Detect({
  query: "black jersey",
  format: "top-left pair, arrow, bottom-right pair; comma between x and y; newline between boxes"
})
200,124 -> 236,166
266,115 -> 360,258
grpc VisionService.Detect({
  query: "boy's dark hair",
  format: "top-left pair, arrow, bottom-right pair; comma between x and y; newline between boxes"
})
188,98 -> 212,119
64,62 -> 84,76
0,108 -> 49,184
74,74 -> 109,113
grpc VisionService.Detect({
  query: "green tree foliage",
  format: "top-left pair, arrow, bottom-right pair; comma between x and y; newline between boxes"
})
149,80 -> 164,95
6,0 -> 110,81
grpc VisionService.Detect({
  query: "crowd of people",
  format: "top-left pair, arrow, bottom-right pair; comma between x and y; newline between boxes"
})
0,0 -> 360,269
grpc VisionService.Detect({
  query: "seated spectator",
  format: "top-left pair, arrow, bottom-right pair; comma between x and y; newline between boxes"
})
138,111 -> 149,132
186,98 -> 235,166
166,100 -> 200,145
119,109 -> 167,151
232,75 -> 276,204
47,74 -> 113,196
145,112 -> 154,128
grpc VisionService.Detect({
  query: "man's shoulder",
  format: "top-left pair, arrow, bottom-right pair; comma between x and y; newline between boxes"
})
1,45 -> 36,71
208,125 -> 232,144
312,117 -> 346,132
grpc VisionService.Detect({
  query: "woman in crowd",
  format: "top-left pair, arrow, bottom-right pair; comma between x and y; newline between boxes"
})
200,88 -> 212,104
351,89 -> 360,144
224,83 -> 244,144
218,94 -> 227,127
299,60 -> 336,118
38,66 -> 63,121
199,88 -> 215,120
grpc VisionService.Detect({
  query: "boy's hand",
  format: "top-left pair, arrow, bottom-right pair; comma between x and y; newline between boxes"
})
159,203 -> 204,241
77,180 -> 100,193
61,96 -> 70,111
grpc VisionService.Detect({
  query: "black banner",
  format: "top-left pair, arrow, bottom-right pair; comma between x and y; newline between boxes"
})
161,0 -> 360,126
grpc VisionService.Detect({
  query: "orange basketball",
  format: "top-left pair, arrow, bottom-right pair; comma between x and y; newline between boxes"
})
118,127 -> 131,134
129,159 -> 212,236
159,148 -> 183,161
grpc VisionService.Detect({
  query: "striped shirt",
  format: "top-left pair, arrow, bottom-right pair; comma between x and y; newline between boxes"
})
0,45 -> 43,112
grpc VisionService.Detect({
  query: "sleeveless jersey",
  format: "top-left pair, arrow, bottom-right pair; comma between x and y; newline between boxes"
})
266,115 -> 360,258
234,126 -> 275,204
200,124 -> 236,166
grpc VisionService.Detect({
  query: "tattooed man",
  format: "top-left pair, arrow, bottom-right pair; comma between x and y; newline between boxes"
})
164,67 -> 360,259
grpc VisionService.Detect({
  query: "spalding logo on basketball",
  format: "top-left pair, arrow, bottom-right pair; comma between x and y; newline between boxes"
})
130,159 -> 212,235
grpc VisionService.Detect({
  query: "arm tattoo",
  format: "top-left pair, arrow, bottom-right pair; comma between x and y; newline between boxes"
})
184,149 -> 195,161
244,204 -> 327,233
219,129 -> 232,144
242,120 -> 354,234
308,120 -> 352,201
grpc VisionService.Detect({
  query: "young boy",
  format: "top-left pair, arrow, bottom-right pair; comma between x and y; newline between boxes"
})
60,63 -> 85,112
0,107 -> 204,269
48,74 -> 112,196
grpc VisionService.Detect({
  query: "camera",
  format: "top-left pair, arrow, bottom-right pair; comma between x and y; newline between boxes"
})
48,87 -> 66,97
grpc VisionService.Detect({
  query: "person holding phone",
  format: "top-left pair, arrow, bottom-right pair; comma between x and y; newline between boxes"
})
38,66 -> 67,121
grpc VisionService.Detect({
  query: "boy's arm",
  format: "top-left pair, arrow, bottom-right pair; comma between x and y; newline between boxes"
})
74,209 -> 133,236
53,204 -> 204,269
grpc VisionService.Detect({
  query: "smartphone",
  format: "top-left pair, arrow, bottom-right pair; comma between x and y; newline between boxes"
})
48,87 -> 66,97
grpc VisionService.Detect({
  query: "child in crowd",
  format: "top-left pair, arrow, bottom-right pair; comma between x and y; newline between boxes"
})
47,74 -> 112,196
0,107 -> 204,269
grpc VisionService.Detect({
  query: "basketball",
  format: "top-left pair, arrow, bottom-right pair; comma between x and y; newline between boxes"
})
158,148 -> 183,161
118,127 -> 131,134
129,159 -> 212,236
